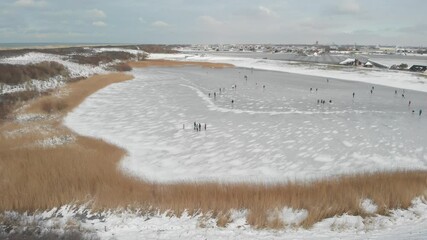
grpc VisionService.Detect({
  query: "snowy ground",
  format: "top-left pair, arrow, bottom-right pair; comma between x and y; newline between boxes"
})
64,65 -> 427,183
4,198 -> 427,240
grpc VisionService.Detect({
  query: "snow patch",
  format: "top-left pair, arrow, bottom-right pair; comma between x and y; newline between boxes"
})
15,113 -> 52,123
360,198 -> 378,214
93,47 -> 146,56
37,135 -> 76,148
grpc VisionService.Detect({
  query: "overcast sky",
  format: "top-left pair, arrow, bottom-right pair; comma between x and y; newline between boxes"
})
0,0 -> 426,46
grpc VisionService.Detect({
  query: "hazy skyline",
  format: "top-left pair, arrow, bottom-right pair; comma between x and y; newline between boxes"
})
0,0 -> 426,46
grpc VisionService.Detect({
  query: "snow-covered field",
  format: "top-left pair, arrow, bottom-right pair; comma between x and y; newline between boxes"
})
65,66 -> 427,183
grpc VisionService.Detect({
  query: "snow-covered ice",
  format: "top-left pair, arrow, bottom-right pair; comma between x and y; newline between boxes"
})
65,66 -> 427,183
150,53 -> 427,93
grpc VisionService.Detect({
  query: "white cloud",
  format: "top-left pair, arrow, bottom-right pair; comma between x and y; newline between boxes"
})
152,20 -> 170,27
14,0 -> 46,8
87,9 -> 106,19
92,21 -> 107,27
258,5 -> 277,17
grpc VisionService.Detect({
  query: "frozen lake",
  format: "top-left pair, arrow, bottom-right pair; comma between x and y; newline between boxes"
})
65,67 -> 427,183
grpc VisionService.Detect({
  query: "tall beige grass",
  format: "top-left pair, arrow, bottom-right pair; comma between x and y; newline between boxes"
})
0,69 -> 426,229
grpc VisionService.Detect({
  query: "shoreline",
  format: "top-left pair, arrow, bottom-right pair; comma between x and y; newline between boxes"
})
128,59 -> 234,68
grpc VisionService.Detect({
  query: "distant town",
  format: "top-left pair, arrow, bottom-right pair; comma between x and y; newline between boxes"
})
175,43 -> 427,72
178,43 -> 427,55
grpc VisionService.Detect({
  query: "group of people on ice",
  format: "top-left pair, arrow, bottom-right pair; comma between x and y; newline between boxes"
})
191,122 -> 206,132
310,80 -> 423,117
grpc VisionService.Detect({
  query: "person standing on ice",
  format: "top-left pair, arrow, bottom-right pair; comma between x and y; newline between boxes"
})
231,99 -> 234,108
208,93 -> 211,98
353,92 -> 355,98
420,109 -> 423,116
214,92 -> 216,100
194,122 -> 197,130
198,123 -> 202,131
409,101 -> 411,107
204,123 -> 207,131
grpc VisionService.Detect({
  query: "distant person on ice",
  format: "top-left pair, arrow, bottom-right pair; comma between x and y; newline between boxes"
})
204,123 -> 207,130
420,109 -> 423,116
198,123 -> 202,131
353,92 -> 355,98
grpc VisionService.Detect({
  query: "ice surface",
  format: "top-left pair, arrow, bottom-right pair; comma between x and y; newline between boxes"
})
65,66 -> 427,183
150,53 -> 427,93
